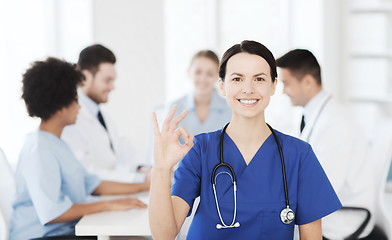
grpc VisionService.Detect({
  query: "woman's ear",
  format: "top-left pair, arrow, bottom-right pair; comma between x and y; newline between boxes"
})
271,77 -> 278,96
218,79 -> 226,96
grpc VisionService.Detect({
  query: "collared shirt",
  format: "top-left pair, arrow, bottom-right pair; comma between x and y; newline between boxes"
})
10,130 -> 101,240
299,91 -> 375,239
78,90 -> 99,117
62,91 -> 144,181
168,91 -> 232,138
301,90 -> 328,137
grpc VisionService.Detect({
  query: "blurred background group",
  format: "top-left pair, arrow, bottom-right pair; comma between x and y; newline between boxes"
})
0,0 -> 391,238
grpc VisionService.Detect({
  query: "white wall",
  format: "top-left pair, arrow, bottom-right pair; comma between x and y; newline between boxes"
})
0,0 -> 53,167
92,0 -> 165,159
165,0 -> 219,103
0,0 -> 94,167
2,0 -> 386,165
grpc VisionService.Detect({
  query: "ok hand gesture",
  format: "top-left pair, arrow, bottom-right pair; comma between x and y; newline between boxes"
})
152,106 -> 194,170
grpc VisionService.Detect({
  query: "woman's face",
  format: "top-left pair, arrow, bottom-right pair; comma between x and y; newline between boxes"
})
219,53 -> 277,119
189,56 -> 219,96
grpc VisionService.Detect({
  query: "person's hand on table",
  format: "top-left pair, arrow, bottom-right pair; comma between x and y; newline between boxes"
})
106,197 -> 147,211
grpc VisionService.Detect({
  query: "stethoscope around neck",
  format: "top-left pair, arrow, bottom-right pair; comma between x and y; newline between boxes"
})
211,123 -> 295,230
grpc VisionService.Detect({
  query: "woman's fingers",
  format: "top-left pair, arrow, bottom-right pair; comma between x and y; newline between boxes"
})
130,198 -> 147,208
175,126 -> 194,146
113,198 -> 147,210
186,135 -> 194,148
161,105 -> 177,131
151,112 -> 160,137
169,110 -> 188,131
155,106 -> 188,136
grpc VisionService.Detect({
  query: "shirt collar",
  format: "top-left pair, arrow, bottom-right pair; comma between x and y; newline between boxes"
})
185,91 -> 226,111
186,92 -> 196,110
303,90 -> 328,124
78,90 -> 100,117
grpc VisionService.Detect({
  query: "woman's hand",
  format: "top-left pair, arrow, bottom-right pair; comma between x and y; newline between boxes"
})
152,106 -> 194,171
106,197 -> 147,211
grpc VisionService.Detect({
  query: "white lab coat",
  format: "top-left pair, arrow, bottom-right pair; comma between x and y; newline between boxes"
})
61,101 -> 143,182
300,91 -> 375,239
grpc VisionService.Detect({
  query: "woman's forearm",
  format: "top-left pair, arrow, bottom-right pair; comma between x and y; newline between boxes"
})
92,181 -> 149,195
149,166 -> 179,240
48,201 -> 109,223
299,219 -> 322,240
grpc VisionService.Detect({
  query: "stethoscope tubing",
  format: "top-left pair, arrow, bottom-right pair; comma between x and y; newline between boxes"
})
267,123 -> 290,208
212,122 -> 291,211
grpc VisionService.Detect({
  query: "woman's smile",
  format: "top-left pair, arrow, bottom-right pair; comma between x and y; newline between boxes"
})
237,98 -> 260,107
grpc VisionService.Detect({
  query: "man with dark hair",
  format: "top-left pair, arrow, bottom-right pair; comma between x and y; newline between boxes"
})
10,57 -> 148,240
277,49 -> 383,239
62,44 -> 149,181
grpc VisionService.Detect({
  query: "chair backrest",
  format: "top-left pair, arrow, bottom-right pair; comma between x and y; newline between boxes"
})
0,148 -> 15,240
371,120 -> 392,239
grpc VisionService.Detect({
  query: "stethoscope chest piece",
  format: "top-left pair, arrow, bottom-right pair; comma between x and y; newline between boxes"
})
280,206 -> 295,224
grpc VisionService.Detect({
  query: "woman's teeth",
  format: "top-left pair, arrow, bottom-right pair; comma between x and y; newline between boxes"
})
239,99 -> 257,104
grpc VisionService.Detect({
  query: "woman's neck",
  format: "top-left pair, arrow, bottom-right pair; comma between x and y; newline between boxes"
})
194,91 -> 212,106
39,118 -> 65,138
226,113 -> 271,144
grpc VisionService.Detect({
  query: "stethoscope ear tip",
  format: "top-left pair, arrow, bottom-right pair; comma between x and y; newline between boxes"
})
216,224 -> 222,229
234,222 -> 240,227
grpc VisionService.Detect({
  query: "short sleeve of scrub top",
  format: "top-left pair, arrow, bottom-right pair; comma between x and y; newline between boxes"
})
295,145 -> 342,225
23,150 -> 73,225
171,130 -> 341,239
171,137 -> 202,216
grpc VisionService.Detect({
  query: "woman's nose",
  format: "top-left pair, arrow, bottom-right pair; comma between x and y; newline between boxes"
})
242,81 -> 255,94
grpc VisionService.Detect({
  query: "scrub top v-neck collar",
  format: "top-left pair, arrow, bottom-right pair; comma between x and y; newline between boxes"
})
223,131 -> 274,169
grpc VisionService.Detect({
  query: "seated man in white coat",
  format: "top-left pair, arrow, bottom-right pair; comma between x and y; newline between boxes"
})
277,49 -> 385,240
62,44 -> 148,182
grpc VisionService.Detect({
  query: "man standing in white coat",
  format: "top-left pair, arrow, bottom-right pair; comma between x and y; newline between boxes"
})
277,49 -> 385,239
62,44 -> 149,183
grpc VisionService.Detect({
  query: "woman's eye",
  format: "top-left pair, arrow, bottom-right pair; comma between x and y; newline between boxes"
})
232,77 -> 241,82
256,77 -> 265,82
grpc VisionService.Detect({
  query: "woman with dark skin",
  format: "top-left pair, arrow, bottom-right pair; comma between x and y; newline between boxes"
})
10,58 -> 149,240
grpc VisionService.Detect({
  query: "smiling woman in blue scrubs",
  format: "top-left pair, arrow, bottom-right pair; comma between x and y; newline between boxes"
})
10,58 -> 149,240
149,41 -> 341,239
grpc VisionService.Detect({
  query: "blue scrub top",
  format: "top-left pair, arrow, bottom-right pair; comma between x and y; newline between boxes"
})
10,130 -> 102,240
172,129 -> 341,239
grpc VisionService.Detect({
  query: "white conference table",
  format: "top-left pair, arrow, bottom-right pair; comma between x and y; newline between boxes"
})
76,188 -> 392,240
75,192 -> 151,240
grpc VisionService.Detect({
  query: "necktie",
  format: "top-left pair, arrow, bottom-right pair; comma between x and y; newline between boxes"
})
300,115 -> 306,133
97,110 -> 107,130
97,110 -> 114,152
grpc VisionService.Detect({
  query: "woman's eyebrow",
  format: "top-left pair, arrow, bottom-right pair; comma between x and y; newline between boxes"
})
254,73 -> 267,77
231,73 -> 244,76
